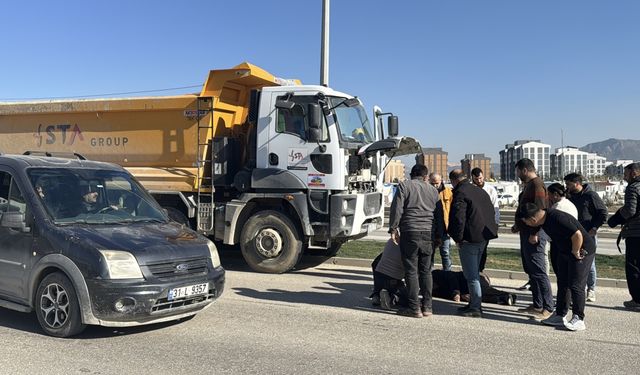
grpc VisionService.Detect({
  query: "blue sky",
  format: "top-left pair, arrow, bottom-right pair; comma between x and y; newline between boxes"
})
1,0 -> 638,163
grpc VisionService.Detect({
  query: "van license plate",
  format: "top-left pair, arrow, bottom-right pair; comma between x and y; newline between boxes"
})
168,283 -> 209,301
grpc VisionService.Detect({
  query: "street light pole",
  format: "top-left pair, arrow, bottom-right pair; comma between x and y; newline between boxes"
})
320,0 -> 330,86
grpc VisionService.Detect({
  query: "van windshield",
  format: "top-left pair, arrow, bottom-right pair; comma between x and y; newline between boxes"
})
28,168 -> 169,225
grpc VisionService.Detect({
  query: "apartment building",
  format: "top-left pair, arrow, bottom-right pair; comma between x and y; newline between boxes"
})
384,159 -> 406,183
461,153 -> 492,178
499,140 -> 550,181
416,147 -> 448,180
550,147 -> 607,178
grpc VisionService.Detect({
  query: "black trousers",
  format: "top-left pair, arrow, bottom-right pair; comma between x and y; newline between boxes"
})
626,237 -> 640,303
399,231 -> 433,312
555,252 -> 595,320
550,241 -> 571,308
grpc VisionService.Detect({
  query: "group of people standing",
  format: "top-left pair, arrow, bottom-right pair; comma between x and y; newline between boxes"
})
386,164 -> 499,319
381,158 -> 640,332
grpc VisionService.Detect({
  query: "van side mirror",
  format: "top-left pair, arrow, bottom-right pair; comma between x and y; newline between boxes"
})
307,103 -> 322,142
0,211 -> 31,233
388,116 -> 399,137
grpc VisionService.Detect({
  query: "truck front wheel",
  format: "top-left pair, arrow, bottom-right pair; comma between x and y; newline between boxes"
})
240,210 -> 302,273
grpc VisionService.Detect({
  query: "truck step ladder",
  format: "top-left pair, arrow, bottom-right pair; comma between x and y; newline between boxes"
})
196,97 -> 215,233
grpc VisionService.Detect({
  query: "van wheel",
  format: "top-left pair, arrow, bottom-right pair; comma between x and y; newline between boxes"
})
35,273 -> 86,338
240,210 -> 302,273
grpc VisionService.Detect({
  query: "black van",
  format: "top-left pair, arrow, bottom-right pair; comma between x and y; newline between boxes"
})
0,154 -> 225,337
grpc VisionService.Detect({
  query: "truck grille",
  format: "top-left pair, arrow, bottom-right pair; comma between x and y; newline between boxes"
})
151,289 -> 216,313
146,258 -> 209,280
364,193 -> 382,216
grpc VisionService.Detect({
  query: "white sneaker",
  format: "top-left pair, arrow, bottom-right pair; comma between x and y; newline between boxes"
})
564,315 -> 586,331
542,314 -> 567,327
586,289 -> 596,302
379,289 -> 392,310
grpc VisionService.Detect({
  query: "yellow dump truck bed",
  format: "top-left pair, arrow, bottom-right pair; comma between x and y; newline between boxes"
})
0,62 -> 298,192
0,95 -> 206,191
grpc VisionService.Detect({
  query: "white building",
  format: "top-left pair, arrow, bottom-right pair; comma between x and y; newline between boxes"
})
551,146 -> 606,178
500,140 -> 550,181
587,153 -> 607,177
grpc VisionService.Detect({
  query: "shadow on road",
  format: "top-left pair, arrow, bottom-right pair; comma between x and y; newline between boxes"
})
0,307 -> 193,339
233,279 -> 374,311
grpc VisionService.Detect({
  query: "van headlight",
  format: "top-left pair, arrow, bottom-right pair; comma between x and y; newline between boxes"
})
99,250 -> 144,279
207,241 -> 221,268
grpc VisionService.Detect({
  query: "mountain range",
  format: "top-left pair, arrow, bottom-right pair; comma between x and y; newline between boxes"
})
580,138 -> 640,161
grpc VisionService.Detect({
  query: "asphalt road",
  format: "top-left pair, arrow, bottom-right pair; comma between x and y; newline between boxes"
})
1,258 -> 638,374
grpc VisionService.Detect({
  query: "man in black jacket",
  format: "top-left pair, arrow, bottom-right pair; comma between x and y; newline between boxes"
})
608,162 -> 640,311
564,173 -> 608,302
448,169 -> 498,317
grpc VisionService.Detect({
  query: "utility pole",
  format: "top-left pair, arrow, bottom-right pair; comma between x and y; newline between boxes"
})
320,0 -> 330,86
560,128 -> 564,178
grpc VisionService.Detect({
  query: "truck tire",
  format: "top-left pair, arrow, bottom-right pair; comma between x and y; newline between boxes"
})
240,210 -> 302,273
35,272 -> 86,338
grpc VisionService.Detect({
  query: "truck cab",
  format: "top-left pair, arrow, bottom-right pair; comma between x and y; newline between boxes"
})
215,82 -> 420,273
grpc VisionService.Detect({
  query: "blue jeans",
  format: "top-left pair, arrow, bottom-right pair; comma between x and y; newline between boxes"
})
438,236 -> 452,271
520,233 -> 554,312
458,241 -> 486,311
587,235 -> 597,291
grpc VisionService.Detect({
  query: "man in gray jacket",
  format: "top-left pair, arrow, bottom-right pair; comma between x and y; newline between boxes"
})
608,162 -> 640,311
388,164 -> 442,318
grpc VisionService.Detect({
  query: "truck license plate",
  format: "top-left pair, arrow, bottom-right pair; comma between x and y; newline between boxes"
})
168,283 -> 209,301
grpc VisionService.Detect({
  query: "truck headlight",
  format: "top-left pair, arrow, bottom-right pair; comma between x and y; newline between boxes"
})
99,250 -> 144,279
207,241 -> 221,268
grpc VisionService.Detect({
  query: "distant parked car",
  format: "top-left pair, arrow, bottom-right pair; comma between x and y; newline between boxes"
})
498,194 -> 517,207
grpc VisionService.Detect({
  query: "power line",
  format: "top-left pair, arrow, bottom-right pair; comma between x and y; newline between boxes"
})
0,84 -> 203,101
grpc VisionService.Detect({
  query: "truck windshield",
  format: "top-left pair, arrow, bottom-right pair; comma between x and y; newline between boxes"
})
329,97 -> 374,144
28,168 -> 169,225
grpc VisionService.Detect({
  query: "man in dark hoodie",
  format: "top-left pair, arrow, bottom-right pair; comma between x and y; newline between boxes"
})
448,169 -> 498,317
564,173 -> 608,302
608,162 -> 640,311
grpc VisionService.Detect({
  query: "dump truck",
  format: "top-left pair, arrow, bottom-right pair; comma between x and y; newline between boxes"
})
0,62 -> 420,273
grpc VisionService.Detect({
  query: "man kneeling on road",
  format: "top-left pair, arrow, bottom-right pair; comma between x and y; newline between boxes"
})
370,239 -> 515,309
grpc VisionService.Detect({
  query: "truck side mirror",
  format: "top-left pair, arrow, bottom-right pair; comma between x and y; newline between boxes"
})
388,116 -> 399,137
0,211 -> 31,233
307,103 -> 322,142
275,100 -> 296,110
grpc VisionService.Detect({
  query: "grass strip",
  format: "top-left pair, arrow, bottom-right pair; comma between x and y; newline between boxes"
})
338,240 -> 626,280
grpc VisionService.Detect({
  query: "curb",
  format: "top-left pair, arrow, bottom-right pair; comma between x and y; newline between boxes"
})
327,257 -> 627,289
